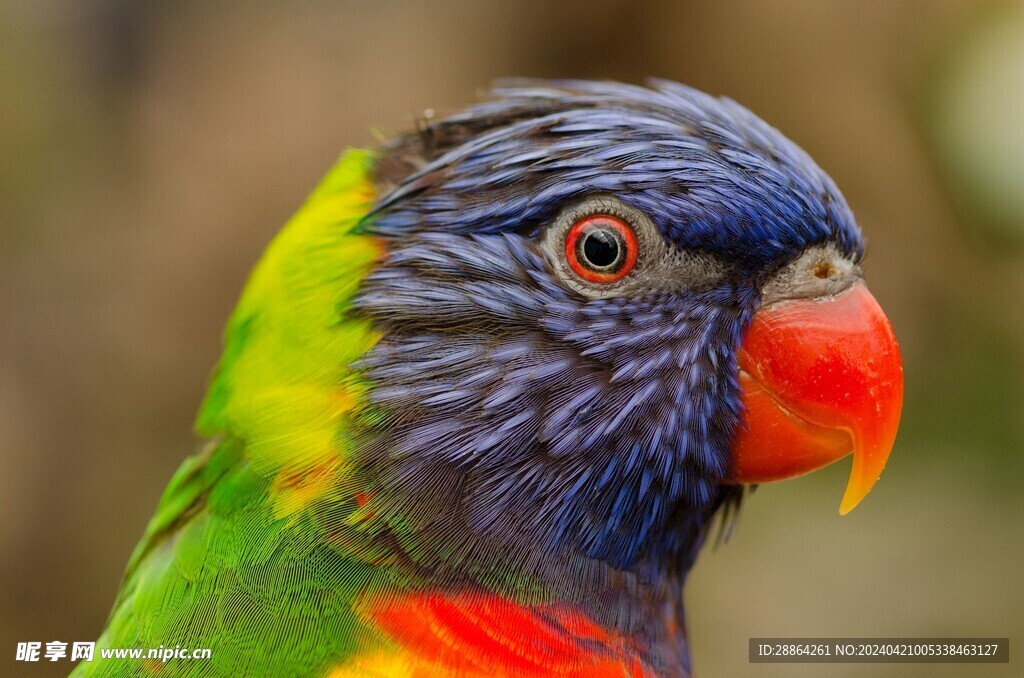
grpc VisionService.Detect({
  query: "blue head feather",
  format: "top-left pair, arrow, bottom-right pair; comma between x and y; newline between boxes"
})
371,79 -> 861,267
352,80 -> 863,666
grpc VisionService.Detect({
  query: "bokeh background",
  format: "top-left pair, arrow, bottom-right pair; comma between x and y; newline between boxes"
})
2,1 -> 1022,676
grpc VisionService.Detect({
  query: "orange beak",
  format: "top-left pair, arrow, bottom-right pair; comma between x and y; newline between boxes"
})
728,282 -> 904,514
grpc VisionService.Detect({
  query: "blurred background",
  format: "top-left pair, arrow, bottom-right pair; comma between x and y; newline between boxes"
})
2,1 -> 1022,676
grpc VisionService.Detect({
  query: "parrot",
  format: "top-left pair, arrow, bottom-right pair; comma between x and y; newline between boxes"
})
76,79 -> 903,678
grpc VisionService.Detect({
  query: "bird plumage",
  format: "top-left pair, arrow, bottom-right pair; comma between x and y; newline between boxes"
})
79,80 -> 867,677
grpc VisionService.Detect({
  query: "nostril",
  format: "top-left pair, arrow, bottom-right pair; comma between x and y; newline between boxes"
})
812,262 -> 833,279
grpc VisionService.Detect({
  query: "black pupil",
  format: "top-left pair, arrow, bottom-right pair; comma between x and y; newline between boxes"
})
581,228 -> 621,269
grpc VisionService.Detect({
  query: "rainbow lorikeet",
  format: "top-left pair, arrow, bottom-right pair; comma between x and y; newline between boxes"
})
77,80 -> 903,677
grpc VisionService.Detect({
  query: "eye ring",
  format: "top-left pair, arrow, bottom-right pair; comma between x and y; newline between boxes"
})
564,214 -> 638,283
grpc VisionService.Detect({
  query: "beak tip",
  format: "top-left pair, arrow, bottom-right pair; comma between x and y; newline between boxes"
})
839,464 -> 886,516
839,490 -> 865,515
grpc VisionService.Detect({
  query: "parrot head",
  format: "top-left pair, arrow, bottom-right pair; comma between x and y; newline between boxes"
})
354,80 -> 903,579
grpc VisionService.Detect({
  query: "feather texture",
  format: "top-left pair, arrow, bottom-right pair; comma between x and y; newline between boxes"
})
81,80 -> 864,678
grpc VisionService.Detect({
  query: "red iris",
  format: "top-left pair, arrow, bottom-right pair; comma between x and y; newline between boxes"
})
564,215 -> 638,283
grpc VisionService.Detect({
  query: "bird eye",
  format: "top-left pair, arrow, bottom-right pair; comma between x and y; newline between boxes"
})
564,215 -> 638,283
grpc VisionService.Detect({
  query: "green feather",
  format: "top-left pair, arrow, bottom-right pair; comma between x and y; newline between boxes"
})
76,150 -> 390,677
196,148 -> 381,498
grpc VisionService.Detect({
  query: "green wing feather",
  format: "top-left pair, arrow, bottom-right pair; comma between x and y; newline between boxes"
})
77,150 -> 389,677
